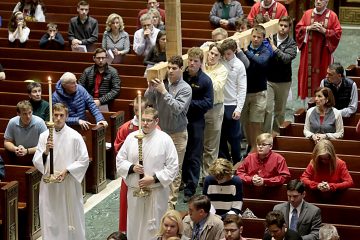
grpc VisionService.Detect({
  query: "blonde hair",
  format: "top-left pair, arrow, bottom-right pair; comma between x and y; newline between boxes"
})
311,140 -> 337,174
105,13 -> 124,32
187,47 -> 204,63
256,133 -> 273,145
208,158 -> 233,179
157,210 -> 183,237
319,224 -> 339,240
148,8 -> 163,26
211,27 -> 228,39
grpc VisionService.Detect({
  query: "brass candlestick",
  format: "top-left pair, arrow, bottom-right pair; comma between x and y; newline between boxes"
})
133,131 -> 151,197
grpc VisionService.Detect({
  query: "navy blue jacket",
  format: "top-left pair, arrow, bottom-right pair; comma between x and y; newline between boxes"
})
0,155 -> 4,179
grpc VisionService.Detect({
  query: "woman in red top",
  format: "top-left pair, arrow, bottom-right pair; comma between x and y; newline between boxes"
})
300,140 -> 353,192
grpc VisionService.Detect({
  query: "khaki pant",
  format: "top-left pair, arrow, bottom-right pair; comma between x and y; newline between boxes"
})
263,81 -> 292,133
168,130 -> 188,208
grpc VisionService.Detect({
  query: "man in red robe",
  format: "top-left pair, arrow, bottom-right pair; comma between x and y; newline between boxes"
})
296,0 -> 342,99
247,0 -> 288,26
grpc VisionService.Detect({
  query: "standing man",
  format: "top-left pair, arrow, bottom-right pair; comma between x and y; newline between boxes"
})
79,48 -> 121,109
117,107 -> 178,240
263,16 -> 297,135
33,103 -> 89,240
247,0 -> 288,27
273,179 -> 322,240
145,55 -> 192,208
183,195 -> 224,240
133,13 -> 160,57
263,211 -> 302,240
27,82 -> 50,121
4,100 -> 47,157
182,47 -> 214,202
68,0 -> 98,52
320,62 -> 358,118
296,0 -> 342,100
137,0 -> 165,29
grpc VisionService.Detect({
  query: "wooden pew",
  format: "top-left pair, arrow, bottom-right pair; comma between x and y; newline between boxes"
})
273,136 -> 360,155
294,108 -> 360,126
346,64 -> 360,77
242,184 -> 360,207
0,181 -> 18,240
280,121 -> 360,140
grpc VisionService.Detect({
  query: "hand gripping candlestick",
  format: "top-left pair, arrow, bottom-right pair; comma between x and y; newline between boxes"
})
43,76 -> 61,183
133,91 -> 151,197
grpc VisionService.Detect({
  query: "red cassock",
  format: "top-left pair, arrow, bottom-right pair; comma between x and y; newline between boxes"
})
296,8 -> 342,99
247,1 -> 288,26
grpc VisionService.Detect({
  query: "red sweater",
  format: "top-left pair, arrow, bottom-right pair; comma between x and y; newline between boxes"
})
300,159 -> 354,191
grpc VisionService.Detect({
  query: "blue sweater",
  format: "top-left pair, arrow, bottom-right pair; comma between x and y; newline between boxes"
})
52,81 -> 105,125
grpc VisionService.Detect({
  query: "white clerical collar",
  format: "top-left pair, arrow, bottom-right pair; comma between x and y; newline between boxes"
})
131,115 -> 139,126
261,0 -> 275,9
313,7 -> 327,15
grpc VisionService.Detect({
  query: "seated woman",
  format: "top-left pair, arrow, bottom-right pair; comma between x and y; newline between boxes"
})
149,8 -> 165,30
8,11 -> 30,47
203,158 -> 243,218
144,30 -> 166,73
304,87 -> 344,143
156,210 -> 188,240
210,0 -> 244,28
300,140 -> 354,192
13,0 -> 45,22
102,13 -> 130,64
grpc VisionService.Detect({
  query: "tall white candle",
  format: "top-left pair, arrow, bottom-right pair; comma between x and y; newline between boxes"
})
138,91 -> 142,132
48,76 -> 53,122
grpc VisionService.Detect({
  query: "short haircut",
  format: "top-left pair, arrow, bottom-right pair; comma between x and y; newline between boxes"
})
256,133 -> 273,145
254,13 -> 266,25
211,27 -> 228,39
208,43 -> 222,56
143,107 -> 159,119
187,47 -> 204,63
140,13 -> 152,23
189,195 -> 211,213
157,210 -> 183,237
53,103 -> 69,115
312,140 -> 337,175
286,179 -> 305,193
60,72 -> 77,85
220,38 -> 237,53
223,214 -> 243,228
235,16 -> 250,31
93,48 -> 107,57
148,8 -> 162,22
265,210 -> 285,228
27,82 -> 41,93
105,13 -> 124,32
133,96 -> 149,107
328,62 -> 344,77
279,16 -> 293,27
251,25 -> 266,37
107,231 -> 127,240
168,55 -> 183,68
314,87 -> 335,108
77,0 -> 89,7
47,22 -> 58,29
319,224 -> 339,240
16,100 -> 32,113
208,158 -> 233,180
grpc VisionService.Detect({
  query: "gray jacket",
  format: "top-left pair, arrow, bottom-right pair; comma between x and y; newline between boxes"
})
209,0 -> 243,27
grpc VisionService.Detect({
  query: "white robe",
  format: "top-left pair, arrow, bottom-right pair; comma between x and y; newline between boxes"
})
117,129 -> 178,240
33,125 -> 89,240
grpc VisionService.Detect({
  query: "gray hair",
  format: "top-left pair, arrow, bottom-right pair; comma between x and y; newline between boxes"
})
60,72 -> 77,85
140,13 -> 152,23
319,224 -> 339,240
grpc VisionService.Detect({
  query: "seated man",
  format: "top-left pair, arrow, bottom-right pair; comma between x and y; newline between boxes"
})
183,195 -> 224,240
263,210 -> 302,240
136,0 -> 165,29
39,23 -> 65,50
133,13 -> 160,57
52,72 -> 108,130
203,158 -> 243,218
27,82 -> 49,121
4,100 -> 47,157
236,133 -> 290,186
247,0 -> 288,27
79,48 -> 121,109
68,0 -> 98,52
0,63 -> 5,80
221,214 -> 246,240
320,62 -> 358,117
273,179 -> 322,240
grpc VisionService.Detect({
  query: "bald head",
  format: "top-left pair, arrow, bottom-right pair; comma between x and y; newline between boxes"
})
60,72 -> 77,94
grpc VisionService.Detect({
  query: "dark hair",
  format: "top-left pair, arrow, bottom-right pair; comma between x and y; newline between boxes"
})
27,82 -> 42,93
254,13 -> 266,25
223,214 -> 243,228
16,100 -> 32,113
235,16 -> 250,31
93,48 -> 107,57
168,55 -> 183,68
17,0 -> 46,17
314,87 -> 336,108
77,0 -> 89,7
208,43 -> 222,56
189,195 -> 211,213
252,24 -> 266,37
107,231 -> 127,240
328,62 -> 344,77
287,179 -> 305,193
219,38 -> 237,54
153,30 -> 166,57
279,16 -> 293,27
265,210 -> 285,228
8,11 -> 26,33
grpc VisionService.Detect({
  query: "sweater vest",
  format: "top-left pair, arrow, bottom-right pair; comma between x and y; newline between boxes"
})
324,77 -> 353,110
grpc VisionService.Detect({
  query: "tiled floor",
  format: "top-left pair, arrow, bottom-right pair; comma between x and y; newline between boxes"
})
81,27 -> 360,240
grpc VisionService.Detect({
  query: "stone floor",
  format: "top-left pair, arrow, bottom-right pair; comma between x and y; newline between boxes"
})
83,26 -> 360,240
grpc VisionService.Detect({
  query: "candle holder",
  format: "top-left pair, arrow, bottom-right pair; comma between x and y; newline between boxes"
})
43,171 -> 62,183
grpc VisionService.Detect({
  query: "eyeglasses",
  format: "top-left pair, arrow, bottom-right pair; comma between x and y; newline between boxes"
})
257,143 -> 272,147
141,118 -> 154,123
